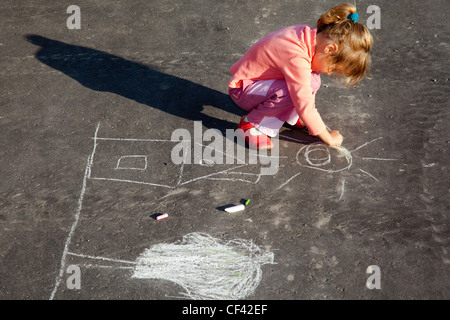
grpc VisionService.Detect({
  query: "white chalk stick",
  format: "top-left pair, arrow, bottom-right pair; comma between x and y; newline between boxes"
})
156,213 -> 169,220
224,204 -> 245,213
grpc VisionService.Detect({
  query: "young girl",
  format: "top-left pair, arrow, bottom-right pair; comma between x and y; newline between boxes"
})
228,3 -> 373,149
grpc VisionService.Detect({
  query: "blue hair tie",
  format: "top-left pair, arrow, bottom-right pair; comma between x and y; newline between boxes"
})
347,12 -> 359,22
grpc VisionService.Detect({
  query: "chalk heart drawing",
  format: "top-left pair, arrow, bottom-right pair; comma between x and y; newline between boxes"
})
132,233 -> 275,300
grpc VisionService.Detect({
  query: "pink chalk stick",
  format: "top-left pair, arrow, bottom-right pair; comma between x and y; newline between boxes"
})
156,213 -> 169,220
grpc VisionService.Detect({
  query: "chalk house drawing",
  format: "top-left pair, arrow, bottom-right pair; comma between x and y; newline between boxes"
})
50,123 -> 276,300
88,124 -> 282,187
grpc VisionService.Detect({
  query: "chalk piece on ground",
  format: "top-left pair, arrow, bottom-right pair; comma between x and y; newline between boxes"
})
156,213 -> 169,220
245,199 -> 251,206
225,204 -> 245,213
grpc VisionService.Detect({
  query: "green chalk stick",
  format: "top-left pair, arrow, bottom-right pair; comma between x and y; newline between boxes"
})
245,199 -> 251,206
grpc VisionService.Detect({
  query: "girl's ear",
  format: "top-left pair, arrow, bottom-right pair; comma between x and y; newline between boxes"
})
324,43 -> 339,54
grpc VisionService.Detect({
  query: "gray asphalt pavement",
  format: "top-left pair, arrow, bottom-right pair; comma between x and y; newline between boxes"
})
1,0 -> 449,300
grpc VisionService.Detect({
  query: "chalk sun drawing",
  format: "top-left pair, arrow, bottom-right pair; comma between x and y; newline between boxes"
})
67,233 -> 275,300
275,136 -> 401,200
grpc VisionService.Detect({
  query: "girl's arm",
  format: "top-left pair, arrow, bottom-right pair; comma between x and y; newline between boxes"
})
317,129 -> 343,146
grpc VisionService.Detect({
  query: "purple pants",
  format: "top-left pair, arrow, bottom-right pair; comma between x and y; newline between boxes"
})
229,74 -> 321,137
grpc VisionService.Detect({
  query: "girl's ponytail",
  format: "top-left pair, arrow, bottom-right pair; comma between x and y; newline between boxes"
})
317,3 -> 373,87
317,3 -> 357,32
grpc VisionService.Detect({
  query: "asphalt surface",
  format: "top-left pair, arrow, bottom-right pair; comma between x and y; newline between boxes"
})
1,0 -> 449,300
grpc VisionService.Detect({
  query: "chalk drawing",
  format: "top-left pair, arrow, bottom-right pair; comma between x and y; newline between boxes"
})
65,233 -> 275,300
49,123 -> 100,300
133,233 -> 275,300
115,155 -> 148,171
50,123 -> 277,300
297,144 -> 353,172
275,137 -> 401,201
359,169 -> 380,182
88,125 -> 287,188
338,178 -> 346,201
50,123 -> 400,299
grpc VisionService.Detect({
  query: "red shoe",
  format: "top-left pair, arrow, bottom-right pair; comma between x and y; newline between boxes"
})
237,116 -> 274,150
293,118 -> 305,129
285,118 -> 309,133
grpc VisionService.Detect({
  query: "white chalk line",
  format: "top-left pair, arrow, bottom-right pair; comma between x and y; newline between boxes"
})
67,252 -> 137,271
67,251 -> 136,265
175,156 -> 186,188
275,172 -> 302,190
86,124 -> 99,179
201,166 -> 263,184
49,123 -> 100,300
178,164 -> 249,186
115,155 -> 148,171
304,145 -> 331,167
81,264 -> 135,270
362,157 -> 400,161
206,176 -> 261,184
89,176 -> 173,188
359,169 -> 379,182
207,170 -> 263,184
94,137 -> 173,142
338,179 -> 346,201
350,137 -> 383,152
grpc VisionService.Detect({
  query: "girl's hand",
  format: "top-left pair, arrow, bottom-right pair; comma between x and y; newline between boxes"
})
328,130 -> 343,146
317,129 -> 343,146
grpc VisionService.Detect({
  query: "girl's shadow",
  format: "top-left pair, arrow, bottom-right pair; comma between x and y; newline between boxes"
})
25,35 -> 241,133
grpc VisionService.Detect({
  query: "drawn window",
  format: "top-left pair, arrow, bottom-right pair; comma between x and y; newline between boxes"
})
115,155 -> 148,171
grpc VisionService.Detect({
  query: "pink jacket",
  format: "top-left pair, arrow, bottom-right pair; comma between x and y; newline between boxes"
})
228,25 -> 326,136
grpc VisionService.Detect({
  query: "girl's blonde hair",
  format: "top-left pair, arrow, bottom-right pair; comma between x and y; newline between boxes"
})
317,3 -> 373,86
